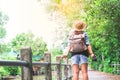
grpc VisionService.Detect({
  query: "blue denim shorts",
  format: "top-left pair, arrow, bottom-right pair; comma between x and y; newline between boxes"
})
71,54 -> 88,65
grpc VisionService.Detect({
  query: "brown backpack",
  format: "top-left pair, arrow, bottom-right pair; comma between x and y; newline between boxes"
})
69,31 -> 87,52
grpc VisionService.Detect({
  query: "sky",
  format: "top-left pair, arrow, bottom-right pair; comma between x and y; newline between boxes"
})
0,0 -> 59,48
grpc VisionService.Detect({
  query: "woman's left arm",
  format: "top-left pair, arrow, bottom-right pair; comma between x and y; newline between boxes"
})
84,32 -> 95,57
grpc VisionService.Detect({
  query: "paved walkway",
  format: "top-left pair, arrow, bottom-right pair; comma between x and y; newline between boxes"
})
79,70 -> 120,80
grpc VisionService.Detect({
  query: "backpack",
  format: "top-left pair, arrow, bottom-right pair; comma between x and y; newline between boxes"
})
68,31 -> 87,52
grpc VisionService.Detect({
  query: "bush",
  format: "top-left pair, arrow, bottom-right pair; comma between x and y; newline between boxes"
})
0,67 -> 9,78
3,66 -> 20,76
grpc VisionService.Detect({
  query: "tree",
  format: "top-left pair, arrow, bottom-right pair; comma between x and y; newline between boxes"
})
49,0 -> 87,26
85,0 -> 120,74
0,10 -> 9,38
0,26 -> 6,39
10,31 -> 48,61
0,10 -> 9,54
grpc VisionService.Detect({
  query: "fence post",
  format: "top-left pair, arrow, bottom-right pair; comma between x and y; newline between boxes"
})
68,59 -> 72,80
20,47 -> 33,80
44,52 -> 52,80
113,62 -> 117,74
63,59 -> 68,80
56,55 -> 62,80
116,62 -> 119,74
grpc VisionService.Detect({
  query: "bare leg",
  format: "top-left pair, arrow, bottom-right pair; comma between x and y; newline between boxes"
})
72,64 -> 80,80
81,63 -> 88,80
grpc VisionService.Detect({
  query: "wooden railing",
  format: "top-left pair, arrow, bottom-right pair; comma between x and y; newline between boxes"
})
0,47 -> 72,80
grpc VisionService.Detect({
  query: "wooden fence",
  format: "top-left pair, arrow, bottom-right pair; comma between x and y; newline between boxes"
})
0,47 -> 73,80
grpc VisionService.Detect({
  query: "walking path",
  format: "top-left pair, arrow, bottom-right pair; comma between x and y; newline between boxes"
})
79,70 -> 120,80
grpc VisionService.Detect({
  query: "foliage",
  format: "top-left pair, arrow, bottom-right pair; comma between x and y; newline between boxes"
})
0,10 -> 9,26
50,47 -> 62,62
49,0 -> 87,27
85,0 -> 120,74
3,66 -> 20,76
0,9 -> 9,39
0,67 -> 9,76
9,31 -> 48,61
0,67 -> 20,80
0,10 -> 9,54
0,26 -> 6,39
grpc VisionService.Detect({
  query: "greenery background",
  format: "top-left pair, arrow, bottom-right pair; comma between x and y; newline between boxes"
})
0,0 -> 120,77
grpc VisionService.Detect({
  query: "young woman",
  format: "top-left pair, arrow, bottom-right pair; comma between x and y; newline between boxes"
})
62,20 -> 95,80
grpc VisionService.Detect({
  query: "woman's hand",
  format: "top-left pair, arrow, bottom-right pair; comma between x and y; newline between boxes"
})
90,53 -> 95,58
90,53 -> 97,61
61,53 -> 68,59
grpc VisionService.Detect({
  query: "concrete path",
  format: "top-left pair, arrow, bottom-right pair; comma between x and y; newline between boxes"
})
79,70 -> 120,80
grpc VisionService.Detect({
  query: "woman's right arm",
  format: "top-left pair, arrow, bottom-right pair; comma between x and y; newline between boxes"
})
62,45 -> 71,58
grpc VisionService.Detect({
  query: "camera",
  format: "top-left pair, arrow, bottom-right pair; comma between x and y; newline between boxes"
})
92,55 -> 97,61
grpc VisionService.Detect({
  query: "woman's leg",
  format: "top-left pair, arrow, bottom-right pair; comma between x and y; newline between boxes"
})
72,64 -> 80,80
81,63 -> 88,80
